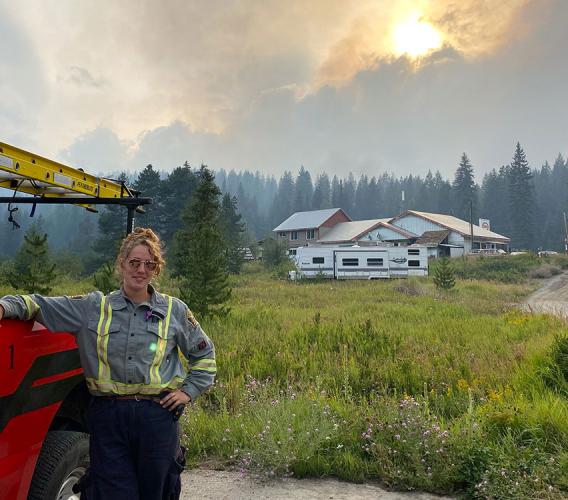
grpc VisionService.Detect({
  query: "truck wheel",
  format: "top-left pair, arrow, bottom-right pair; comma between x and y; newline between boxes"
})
28,430 -> 89,500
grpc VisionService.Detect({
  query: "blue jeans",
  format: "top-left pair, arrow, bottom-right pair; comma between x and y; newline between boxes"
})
85,398 -> 179,500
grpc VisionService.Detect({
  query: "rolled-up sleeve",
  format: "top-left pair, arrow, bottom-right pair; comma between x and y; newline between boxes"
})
0,293 -> 93,335
176,305 -> 216,401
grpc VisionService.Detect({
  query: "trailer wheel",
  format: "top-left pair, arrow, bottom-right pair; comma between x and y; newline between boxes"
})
28,430 -> 89,500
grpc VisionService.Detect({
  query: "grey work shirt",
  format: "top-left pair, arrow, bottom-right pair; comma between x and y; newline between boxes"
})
0,286 -> 216,401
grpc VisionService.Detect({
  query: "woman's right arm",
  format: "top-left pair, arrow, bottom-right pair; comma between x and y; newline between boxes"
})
0,293 -> 94,334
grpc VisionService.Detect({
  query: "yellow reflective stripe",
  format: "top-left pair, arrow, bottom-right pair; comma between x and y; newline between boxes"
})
149,295 -> 173,386
21,295 -> 40,320
96,296 -> 113,382
86,376 -> 185,395
190,359 -> 217,373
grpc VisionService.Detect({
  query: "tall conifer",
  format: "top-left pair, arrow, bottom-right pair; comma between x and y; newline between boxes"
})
220,193 -> 246,274
508,142 -> 535,249
173,166 -> 230,318
451,153 -> 477,221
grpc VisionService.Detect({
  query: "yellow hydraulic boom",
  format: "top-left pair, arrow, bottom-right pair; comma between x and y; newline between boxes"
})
0,141 -> 151,233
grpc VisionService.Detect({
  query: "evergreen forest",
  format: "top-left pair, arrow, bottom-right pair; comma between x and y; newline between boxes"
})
1,142 -> 567,261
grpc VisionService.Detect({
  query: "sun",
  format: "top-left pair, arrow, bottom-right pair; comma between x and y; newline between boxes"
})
393,15 -> 442,58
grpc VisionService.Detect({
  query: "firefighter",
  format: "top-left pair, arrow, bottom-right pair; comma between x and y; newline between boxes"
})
0,227 -> 216,499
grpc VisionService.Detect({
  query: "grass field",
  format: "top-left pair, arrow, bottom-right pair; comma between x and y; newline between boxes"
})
185,269 -> 567,499
2,257 -> 567,498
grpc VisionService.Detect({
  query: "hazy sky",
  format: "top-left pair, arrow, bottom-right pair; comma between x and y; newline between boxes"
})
1,0 -> 567,180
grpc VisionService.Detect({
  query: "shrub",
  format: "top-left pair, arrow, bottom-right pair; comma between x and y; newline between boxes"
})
394,278 -> 424,296
529,264 -> 562,279
263,238 -> 289,269
433,258 -> 456,290
93,262 -> 119,295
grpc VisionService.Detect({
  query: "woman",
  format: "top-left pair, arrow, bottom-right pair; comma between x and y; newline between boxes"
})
0,228 -> 216,499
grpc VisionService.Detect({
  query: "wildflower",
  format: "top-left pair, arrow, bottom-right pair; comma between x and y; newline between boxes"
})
337,444 -> 344,449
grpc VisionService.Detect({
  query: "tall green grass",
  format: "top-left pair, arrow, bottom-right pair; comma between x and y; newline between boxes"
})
188,274 -> 567,498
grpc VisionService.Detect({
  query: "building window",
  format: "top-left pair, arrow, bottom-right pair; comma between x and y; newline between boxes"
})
290,231 -> 298,241
289,249 -> 297,256
307,228 -> 316,240
408,249 -> 420,255
279,232 -> 286,238
408,260 -> 420,267
367,258 -> 383,266
342,258 -> 359,266
313,257 -> 324,264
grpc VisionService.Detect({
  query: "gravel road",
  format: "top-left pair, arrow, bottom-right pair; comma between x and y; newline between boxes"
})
179,272 -> 568,499
180,469 -> 451,499
524,270 -> 568,319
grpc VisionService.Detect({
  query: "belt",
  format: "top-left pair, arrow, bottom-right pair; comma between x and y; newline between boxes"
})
98,394 -> 163,402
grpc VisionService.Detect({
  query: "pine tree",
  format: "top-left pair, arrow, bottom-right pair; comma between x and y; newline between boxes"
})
480,168 -> 509,237
508,142 -> 535,250
133,164 -> 163,233
160,162 -> 199,245
173,166 -> 231,318
220,193 -> 246,274
93,262 -> 119,295
451,153 -> 477,220
433,258 -> 456,291
294,166 -> 313,212
312,173 -> 331,209
9,226 -> 57,294
92,172 -> 130,267
269,171 -> 294,225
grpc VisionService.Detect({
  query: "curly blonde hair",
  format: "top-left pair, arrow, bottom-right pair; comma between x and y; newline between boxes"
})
116,227 -> 166,278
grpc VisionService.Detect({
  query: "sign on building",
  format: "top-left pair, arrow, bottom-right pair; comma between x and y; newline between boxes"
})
479,218 -> 490,230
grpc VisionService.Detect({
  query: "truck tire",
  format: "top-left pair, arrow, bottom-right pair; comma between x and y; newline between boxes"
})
27,430 -> 89,500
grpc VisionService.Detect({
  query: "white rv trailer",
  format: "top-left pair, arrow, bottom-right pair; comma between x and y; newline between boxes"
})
292,246 -> 428,279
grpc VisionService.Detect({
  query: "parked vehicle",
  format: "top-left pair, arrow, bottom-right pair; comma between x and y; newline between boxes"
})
290,245 -> 428,279
0,141 -> 150,499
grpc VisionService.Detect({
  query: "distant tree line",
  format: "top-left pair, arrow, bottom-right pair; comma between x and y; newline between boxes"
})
218,143 -> 567,251
0,142 -> 566,255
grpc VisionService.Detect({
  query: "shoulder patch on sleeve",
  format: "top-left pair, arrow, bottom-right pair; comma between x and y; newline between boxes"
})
186,308 -> 199,328
197,339 -> 207,350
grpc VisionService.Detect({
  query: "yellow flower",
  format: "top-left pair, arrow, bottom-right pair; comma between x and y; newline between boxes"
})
457,379 -> 469,391
487,389 -> 502,402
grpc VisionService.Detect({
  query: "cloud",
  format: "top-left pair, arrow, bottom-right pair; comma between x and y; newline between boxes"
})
58,66 -> 106,89
1,0 -> 567,182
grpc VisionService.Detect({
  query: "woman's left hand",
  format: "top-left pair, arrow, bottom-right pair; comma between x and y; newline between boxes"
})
159,389 -> 191,411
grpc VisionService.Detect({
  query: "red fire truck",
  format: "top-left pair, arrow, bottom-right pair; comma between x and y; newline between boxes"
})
0,141 -> 150,499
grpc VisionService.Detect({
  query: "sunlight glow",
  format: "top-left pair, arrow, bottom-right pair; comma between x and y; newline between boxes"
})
393,15 -> 442,58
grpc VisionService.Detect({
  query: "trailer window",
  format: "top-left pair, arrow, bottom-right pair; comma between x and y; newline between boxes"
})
342,258 -> 359,266
408,260 -> 420,267
408,249 -> 420,255
367,258 -> 383,266
312,257 -> 324,264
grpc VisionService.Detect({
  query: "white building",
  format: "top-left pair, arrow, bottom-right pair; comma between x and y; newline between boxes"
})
274,209 -> 510,258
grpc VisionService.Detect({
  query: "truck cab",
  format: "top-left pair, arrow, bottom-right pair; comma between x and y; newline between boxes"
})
0,319 -> 90,499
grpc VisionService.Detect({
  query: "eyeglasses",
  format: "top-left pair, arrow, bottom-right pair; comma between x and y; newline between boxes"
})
127,259 -> 157,272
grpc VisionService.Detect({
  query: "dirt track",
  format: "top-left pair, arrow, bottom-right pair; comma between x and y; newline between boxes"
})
180,273 -> 568,499
181,469 -> 450,499
524,271 -> 568,319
